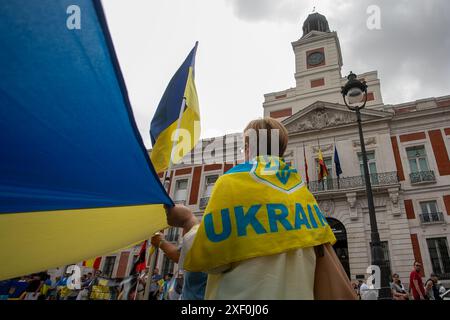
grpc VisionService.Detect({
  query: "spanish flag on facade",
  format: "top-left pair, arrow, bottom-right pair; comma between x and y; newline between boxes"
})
150,43 -> 200,173
82,257 -> 102,270
0,0 -> 172,280
318,149 -> 329,182
184,156 -> 336,272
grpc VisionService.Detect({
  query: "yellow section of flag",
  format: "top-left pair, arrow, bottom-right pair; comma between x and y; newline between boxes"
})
184,156 -> 336,272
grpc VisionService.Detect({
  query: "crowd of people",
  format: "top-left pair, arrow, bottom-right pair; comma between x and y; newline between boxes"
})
351,261 -> 447,300
0,268 -> 186,301
1,119 -> 448,301
0,270 -> 103,300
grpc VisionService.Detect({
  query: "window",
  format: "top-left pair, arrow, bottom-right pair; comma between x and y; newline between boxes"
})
103,256 -> 116,278
426,237 -> 450,279
406,146 -> 429,173
420,201 -> 438,214
419,201 -> 444,223
199,175 -> 219,209
173,179 -> 188,203
358,151 -> 378,184
204,175 -> 219,197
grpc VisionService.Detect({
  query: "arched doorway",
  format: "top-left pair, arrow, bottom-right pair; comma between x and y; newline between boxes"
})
326,217 -> 351,279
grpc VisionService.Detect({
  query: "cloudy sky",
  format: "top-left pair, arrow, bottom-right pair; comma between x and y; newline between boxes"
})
102,0 -> 450,147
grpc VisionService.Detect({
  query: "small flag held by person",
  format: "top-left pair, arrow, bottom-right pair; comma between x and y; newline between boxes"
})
318,149 -> 329,182
150,42 -> 201,174
132,241 -> 148,275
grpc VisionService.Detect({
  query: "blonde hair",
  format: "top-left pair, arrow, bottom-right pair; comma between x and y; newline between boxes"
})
244,117 -> 289,157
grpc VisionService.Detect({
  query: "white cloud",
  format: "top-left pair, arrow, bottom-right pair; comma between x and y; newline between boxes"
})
103,0 -> 450,147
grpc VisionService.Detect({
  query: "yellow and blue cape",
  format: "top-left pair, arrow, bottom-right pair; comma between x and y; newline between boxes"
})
184,156 -> 336,272
150,42 -> 200,173
0,0 -> 172,280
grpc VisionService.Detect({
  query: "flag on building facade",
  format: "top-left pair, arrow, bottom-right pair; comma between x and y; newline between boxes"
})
0,0 -> 172,281
318,149 -> 329,182
82,257 -> 102,270
334,146 -> 343,177
150,42 -> 200,173
303,145 -> 309,185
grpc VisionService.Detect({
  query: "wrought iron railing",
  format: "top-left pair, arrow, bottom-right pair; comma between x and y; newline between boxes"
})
308,172 -> 399,193
173,199 -> 186,205
410,171 -> 436,184
419,212 -> 445,224
199,197 -> 210,209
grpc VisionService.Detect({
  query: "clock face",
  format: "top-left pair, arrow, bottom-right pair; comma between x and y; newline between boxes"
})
307,51 -> 325,66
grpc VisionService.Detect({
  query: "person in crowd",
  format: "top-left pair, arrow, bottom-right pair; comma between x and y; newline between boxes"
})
359,279 -> 378,300
23,274 -> 43,300
160,273 -> 173,300
135,268 -> 148,300
162,118 -> 353,300
55,272 -> 71,300
390,273 -> 409,300
425,278 -> 435,300
150,232 -> 207,300
38,273 -> 52,300
351,282 -> 360,300
175,274 -> 184,298
76,274 -> 93,300
148,268 -> 163,300
409,261 -> 426,300
429,273 -> 444,301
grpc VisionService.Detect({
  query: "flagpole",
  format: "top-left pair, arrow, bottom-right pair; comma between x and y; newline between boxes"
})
144,97 -> 187,300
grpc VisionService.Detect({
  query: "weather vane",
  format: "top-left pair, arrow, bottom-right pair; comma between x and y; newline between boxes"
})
312,6 -> 316,13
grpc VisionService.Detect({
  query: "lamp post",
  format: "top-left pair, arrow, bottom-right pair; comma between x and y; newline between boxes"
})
341,72 -> 392,299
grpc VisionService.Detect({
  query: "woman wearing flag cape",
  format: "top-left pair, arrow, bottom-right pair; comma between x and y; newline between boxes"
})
165,118 -> 356,300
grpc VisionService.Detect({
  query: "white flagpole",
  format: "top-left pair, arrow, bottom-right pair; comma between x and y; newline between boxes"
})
144,97 -> 186,300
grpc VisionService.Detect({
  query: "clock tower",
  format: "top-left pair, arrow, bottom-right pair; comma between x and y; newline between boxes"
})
263,12 -> 383,119
292,12 -> 343,92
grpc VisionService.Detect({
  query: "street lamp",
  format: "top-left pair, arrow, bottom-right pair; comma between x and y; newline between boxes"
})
341,72 -> 392,299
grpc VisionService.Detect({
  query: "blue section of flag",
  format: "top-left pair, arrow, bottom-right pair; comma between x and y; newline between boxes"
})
149,44 -> 198,145
0,0 -> 172,214
334,146 -> 343,177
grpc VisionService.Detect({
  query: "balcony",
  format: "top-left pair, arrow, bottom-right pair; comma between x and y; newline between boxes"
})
410,171 -> 436,184
419,212 -> 445,224
308,172 -> 399,193
173,199 -> 186,205
199,196 -> 210,210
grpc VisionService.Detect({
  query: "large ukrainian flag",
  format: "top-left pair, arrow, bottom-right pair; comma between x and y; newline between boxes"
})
0,0 -> 172,280
150,43 -> 200,173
